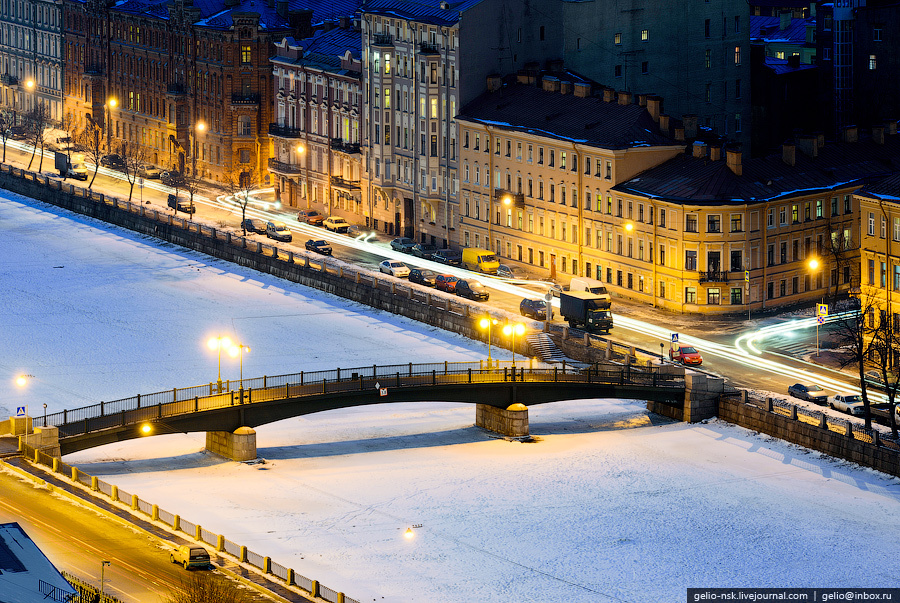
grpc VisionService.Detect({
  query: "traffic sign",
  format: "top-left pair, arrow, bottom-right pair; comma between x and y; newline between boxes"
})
671,333 -> 679,343
379,388 -> 388,397
817,303 -> 828,317
744,270 -> 749,282
817,316 -> 824,325
15,406 -> 25,417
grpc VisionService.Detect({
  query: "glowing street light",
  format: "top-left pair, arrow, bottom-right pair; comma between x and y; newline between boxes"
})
808,257 -> 824,356
502,323 -> 526,367
207,335 -> 233,392
478,316 -> 499,368
296,144 -> 308,207
191,121 -> 206,178
404,527 -> 415,540
105,97 -> 117,150
227,342 -> 250,386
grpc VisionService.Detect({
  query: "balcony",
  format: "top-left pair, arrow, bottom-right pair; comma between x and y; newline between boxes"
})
419,42 -> 440,55
0,74 -> 17,86
494,188 -> 525,208
372,33 -> 393,47
231,93 -> 260,106
268,158 -> 303,175
331,175 -> 360,190
83,65 -> 103,76
699,270 -> 729,283
166,83 -> 186,95
330,138 -> 361,154
269,123 -> 304,138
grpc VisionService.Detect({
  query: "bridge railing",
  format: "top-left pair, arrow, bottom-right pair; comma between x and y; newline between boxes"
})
40,362 -> 685,439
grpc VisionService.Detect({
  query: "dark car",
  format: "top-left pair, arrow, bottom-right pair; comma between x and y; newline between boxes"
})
265,221 -> 292,242
161,170 -> 185,187
455,279 -> 490,301
298,209 -> 324,226
787,383 -> 828,405
241,218 -> 267,234
100,154 -> 126,170
409,268 -> 437,287
497,264 -> 528,280
167,194 -> 195,214
6,125 -> 27,139
520,298 -> 547,320
434,274 -> 459,293
390,237 -> 416,253
431,249 -> 462,266
412,243 -> 438,259
305,239 -> 332,255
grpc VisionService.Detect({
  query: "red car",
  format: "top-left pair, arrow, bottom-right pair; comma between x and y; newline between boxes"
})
669,345 -> 702,366
435,274 -> 459,293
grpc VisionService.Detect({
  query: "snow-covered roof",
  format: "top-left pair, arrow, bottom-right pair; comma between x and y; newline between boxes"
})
0,523 -> 75,603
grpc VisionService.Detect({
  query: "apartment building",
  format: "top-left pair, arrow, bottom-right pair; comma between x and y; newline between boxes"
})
857,171 -> 900,331
360,0 -> 563,246
61,0 -> 319,183
0,0 -> 64,121
456,78 -> 684,281
562,0 -> 753,154
270,22 -> 363,218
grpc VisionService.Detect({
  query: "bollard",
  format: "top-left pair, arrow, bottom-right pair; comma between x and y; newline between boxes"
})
52,458 -> 59,473
132,494 -> 139,510
240,545 -> 248,563
173,515 -> 180,531
152,504 -> 160,521
287,568 -> 295,586
196,525 -> 203,541
71,467 -> 78,482
217,534 -> 225,552
111,485 -> 118,502
91,476 -> 99,491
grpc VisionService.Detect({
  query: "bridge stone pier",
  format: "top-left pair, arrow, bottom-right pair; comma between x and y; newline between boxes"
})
476,403 -> 529,437
646,366 -> 724,422
206,427 -> 257,461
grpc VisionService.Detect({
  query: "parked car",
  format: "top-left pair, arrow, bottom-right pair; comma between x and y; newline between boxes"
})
669,345 -> 702,366
455,279 -> 490,301
167,194 -> 195,214
431,249 -> 462,266
161,170 -> 185,187
170,545 -> 210,570
241,218 -> 267,234
788,383 -> 828,405
298,209 -> 325,226
830,394 -> 866,416
864,370 -> 897,390
100,154 -> 126,171
265,221 -> 292,242
497,264 -> 528,280
6,125 -> 26,140
305,239 -> 332,255
520,298 -> 548,320
411,243 -> 437,259
390,237 -> 416,253
323,216 -> 351,233
138,164 -> 162,179
409,268 -> 437,287
379,259 -> 410,278
434,274 -> 460,293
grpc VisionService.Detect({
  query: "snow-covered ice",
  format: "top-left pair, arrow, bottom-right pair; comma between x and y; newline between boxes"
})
3,191 -> 900,602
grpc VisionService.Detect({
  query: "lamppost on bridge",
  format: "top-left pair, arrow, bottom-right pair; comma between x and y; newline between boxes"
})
100,560 -> 111,597
478,316 -> 499,368
502,322 -> 526,367
207,335 -> 233,392
228,342 -> 250,387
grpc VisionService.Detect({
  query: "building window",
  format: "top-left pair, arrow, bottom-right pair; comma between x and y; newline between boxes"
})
615,65 -> 622,78
704,19 -> 710,38
869,212 -> 876,236
734,15 -> 740,33
705,50 -> 711,68
730,288 -> 742,304
734,46 -> 741,66
686,214 -> 698,232
241,45 -> 251,64
660,209 -> 666,228
641,29 -> 648,41
844,195 -> 852,214
869,54 -> 877,70
641,61 -> 649,75
614,32 -> 621,44
685,287 -> 696,303
685,250 -> 697,271
708,214 -> 721,233
707,288 -> 721,305
730,214 -> 742,232
730,250 -> 742,272
874,27 -> 883,42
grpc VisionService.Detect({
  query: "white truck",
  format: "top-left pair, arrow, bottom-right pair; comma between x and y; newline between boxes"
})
54,151 -> 88,180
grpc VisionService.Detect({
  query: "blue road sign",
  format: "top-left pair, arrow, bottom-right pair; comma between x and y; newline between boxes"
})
671,333 -> 679,343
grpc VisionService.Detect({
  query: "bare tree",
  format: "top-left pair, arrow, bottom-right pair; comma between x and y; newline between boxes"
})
829,290 -> 880,429
119,139 -> 147,203
77,118 -> 105,189
24,102 -> 51,172
182,175 -> 202,214
225,166 -> 259,236
0,108 -> 15,164
164,572 -> 249,603
822,216 -> 857,300
869,306 -> 900,438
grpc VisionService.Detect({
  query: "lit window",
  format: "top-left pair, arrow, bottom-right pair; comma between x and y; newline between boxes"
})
734,45 -> 741,66
869,54 -> 877,70
614,33 -> 621,44
241,45 -> 251,64
641,29 -> 648,41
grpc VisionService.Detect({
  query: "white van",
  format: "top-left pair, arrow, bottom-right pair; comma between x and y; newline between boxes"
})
569,277 -> 611,301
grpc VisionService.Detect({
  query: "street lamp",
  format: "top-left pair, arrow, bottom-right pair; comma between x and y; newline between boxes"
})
23,79 -> 34,113
227,342 -> 250,386
809,257 -> 824,356
191,121 -> 206,178
100,560 -> 110,597
296,144 -> 308,208
478,316 -> 499,368
105,97 -> 117,151
502,322 -> 526,367
207,335 -> 233,392
487,193 -> 512,253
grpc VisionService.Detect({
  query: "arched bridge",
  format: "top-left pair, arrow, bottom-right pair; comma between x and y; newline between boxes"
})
36,361 -> 687,455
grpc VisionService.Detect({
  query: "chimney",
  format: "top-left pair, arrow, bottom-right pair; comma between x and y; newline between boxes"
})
646,96 -> 662,122
674,125 -> 685,142
709,146 -> 722,161
841,125 -> 858,143
782,142 -> 796,166
725,146 -> 742,176
692,141 -> 707,158
573,82 -> 591,98
487,74 -> 502,92
560,81 -> 572,95
516,71 -> 535,85
339,15 -> 351,28
780,10 -> 792,30
797,134 -> 818,157
603,88 -> 615,103
542,76 -> 560,93
873,125 -> 886,144
659,114 -> 670,133
683,114 -> 698,139
886,119 -> 898,135
225,0 -> 239,6
636,94 -> 648,107
617,91 -> 633,105
787,55 -> 800,68
816,132 -> 825,147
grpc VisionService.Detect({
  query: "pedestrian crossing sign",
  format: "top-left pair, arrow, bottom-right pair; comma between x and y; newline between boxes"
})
671,333 -> 679,343
817,303 -> 828,317
15,406 -> 25,417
